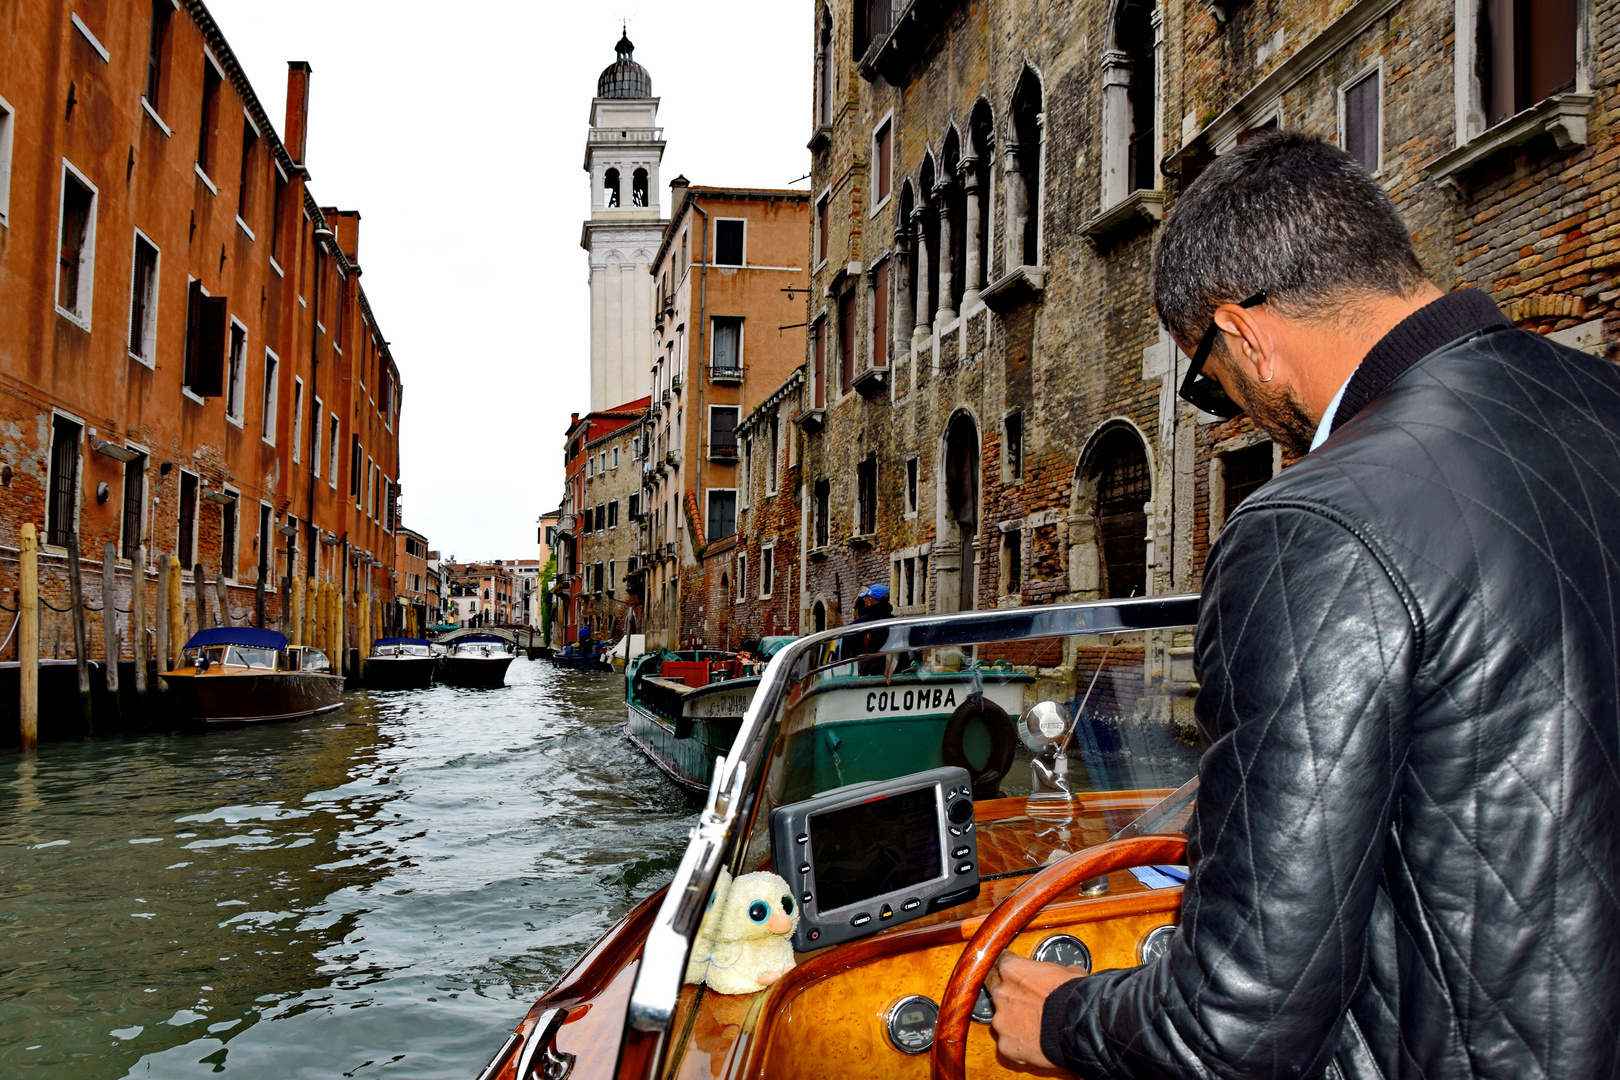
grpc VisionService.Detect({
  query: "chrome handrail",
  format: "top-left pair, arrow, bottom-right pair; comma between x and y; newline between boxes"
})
623,593 -> 1201,1049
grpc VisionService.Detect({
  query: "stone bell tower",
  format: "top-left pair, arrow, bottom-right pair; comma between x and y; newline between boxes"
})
581,30 -> 666,411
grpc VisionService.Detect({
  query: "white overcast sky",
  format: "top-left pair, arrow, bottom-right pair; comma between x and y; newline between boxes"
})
207,1 -> 813,562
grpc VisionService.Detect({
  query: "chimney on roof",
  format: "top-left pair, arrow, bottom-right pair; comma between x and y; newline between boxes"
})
670,174 -> 690,214
571,412 -> 579,425
285,61 -> 312,165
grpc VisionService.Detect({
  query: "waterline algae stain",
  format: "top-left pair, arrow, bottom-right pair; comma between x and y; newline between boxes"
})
0,661 -> 692,1079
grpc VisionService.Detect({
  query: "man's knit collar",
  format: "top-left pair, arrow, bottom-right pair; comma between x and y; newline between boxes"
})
1330,288 -> 1510,433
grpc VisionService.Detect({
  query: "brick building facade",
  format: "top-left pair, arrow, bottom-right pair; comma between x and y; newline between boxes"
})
784,0 -> 1611,651
0,0 -> 407,664
640,185 -> 810,650
557,400 -> 648,644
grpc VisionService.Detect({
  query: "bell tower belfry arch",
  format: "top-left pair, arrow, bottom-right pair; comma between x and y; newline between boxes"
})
582,30 -> 666,411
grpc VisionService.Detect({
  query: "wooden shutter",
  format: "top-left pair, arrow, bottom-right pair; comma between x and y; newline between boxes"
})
183,279 -> 202,388
195,295 -> 227,396
872,261 -> 889,369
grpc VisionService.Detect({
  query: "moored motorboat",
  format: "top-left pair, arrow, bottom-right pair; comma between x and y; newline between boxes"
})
363,637 -> 437,690
165,627 -> 344,724
484,596 -> 1204,1080
438,634 -> 515,688
623,647 -> 771,792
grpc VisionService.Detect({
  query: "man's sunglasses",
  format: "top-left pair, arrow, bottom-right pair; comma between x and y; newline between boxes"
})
1177,290 -> 1268,419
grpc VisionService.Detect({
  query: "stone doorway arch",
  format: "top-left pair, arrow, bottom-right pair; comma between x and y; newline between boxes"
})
1069,421 -> 1155,599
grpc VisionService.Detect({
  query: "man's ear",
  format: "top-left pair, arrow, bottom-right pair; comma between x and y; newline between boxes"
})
1211,304 -> 1276,383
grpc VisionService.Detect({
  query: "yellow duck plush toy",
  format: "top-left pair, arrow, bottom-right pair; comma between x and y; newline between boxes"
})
683,868 -> 799,995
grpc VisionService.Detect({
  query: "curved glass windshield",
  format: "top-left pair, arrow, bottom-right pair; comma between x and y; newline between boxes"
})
377,644 -> 431,656
224,646 -> 277,669
740,627 -> 1200,873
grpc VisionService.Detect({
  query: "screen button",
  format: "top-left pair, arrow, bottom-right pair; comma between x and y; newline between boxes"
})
952,845 -> 970,858
796,833 -> 807,844
802,892 -> 813,904
880,903 -> 894,920
901,897 -> 921,911
947,799 -> 974,825
851,912 -> 872,927
956,861 -> 974,875
808,928 -> 820,941
949,826 -> 962,837
798,863 -> 810,874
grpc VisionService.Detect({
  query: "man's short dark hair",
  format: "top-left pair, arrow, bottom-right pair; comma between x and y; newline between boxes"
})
1152,130 -> 1428,346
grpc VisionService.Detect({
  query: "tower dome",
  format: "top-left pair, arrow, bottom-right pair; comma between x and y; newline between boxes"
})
597,31 -> 652,99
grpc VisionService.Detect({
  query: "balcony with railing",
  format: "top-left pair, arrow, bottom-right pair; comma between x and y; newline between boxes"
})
857,0 -> 962,85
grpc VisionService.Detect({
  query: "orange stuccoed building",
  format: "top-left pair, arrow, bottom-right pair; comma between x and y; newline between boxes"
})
0,1 -> 407,666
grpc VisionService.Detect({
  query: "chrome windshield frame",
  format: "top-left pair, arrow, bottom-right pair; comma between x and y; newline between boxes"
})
623,593 -> 1201,1044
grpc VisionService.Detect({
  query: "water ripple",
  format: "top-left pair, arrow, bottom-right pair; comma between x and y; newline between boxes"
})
0,661 -> 694,1079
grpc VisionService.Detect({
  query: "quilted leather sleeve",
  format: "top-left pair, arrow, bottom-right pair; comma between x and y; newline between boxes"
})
1051,502 -> 1420,1079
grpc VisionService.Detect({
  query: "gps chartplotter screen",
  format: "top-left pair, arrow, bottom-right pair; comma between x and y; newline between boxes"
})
808,786 -> 943,912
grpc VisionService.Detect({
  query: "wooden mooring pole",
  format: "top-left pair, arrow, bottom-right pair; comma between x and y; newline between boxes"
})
156,555 -> 170,677
66,534 -> 92,733
214,572 -> 232,628
193,564 -> 207,632
101,543 -> 122,727
255,566 -> 266,629
166,556 -> 183,669
19,524 -> 39,751
130,545 -> 148,696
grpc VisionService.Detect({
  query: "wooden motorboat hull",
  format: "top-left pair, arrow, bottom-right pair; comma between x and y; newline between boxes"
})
362,656 -> 436,691
167,669 -> 345,724
439,654 -> 514,688
624,702 -> 745,792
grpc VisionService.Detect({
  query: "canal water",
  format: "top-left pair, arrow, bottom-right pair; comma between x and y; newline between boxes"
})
0,660 -> 697,1078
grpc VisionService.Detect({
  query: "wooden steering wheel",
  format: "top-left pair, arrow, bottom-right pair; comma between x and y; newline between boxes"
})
931,835 -> 1189,1080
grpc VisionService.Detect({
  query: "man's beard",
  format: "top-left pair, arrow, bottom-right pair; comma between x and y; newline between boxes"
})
1226,364 -> 1318,458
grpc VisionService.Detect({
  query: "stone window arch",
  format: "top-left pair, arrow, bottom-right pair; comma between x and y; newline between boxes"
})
633,167 -> 649,207
1007,67 -> 1044,268
817,5 -> 835,128
1101,0 -> 1161,210
1069,422 -> 1154,600
811,598 -> 828,633
603,167 -> 621,208
937,409 -> 981,612
964,100 -> 995,301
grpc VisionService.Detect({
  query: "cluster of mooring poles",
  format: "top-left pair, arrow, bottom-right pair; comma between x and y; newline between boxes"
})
10,524 -> 379,750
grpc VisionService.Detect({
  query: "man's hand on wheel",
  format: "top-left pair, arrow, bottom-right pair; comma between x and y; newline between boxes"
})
984,952 -> 1087,1068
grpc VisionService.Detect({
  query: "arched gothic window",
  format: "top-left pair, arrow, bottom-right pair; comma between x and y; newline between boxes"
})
1091,428 -> 1150,599
942,411 -> 980,612
817,6 -> 835,127
1009,69 -> 1043,267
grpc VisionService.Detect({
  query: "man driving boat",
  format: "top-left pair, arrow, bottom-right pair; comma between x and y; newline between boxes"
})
986,131 -> 1620,1078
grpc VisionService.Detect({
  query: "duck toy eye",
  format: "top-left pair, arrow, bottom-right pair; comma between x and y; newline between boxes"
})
748,900 -> 770,923
781,895 -> 794,916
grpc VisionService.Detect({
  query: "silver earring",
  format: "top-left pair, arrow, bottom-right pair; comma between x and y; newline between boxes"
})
1260,373 -> 1274,383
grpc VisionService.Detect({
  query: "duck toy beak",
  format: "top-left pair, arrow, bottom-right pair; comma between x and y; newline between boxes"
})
766,912 -> 792,935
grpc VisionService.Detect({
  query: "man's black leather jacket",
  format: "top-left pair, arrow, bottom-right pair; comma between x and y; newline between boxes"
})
1043,321 -> 1620,1078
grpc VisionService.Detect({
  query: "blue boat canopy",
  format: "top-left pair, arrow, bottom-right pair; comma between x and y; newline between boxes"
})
458,634 -> 507,644
183,627 -> 288,650
375,637 -> 431,646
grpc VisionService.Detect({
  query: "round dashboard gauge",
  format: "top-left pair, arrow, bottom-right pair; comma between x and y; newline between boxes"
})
1139,924 -> 1176,965
1033,933 -> 1092,973
885,995 -> 940,1054
972,987 -> 995,1023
